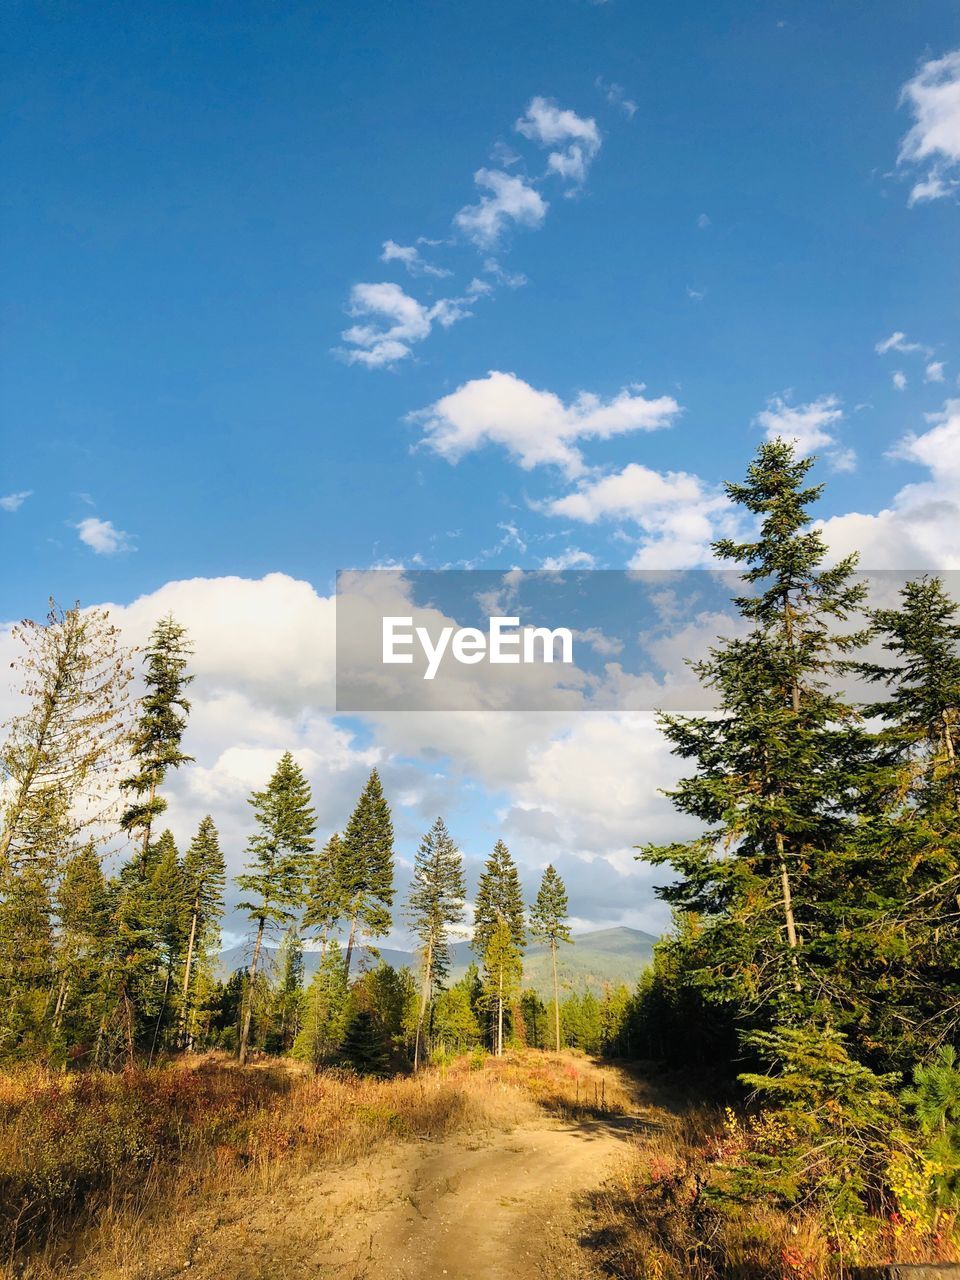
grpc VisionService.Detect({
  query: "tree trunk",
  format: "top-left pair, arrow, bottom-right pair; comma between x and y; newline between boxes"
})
551,940 -> 561,1052
148,964 -> 172,1067
497,969 -> 504,1057
343,913 -> 358,981
140,778 -> 157,871
776,831 -> 801,991
414,937 -> 433,1072
238,917 -> 265,1066
178,903 -> 200,1047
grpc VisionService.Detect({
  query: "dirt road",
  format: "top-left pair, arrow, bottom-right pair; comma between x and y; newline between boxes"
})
185,1067 -> 657,1280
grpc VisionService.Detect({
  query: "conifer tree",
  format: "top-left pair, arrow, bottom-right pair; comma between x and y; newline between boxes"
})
639,439 -> 870,1024
530,864 -> 572,1051
146,830 -> 187,1063
179,815 -> 226,1046
121,616 -> 193,866
274,926 -> 305,1050
236,752 -> 316,1065
50,842 -> 111,1055
340,1008 -> 389,1076
474,840 -> 525,1055
339,770 -> 395,978
406,817 -> 466,1068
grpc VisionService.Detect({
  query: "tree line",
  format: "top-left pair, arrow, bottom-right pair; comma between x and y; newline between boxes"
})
0,612 -> 579,1071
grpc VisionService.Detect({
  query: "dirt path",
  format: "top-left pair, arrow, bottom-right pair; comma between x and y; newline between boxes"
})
184,1066 -> 662,1280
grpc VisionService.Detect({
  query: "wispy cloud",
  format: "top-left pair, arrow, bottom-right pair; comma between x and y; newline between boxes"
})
410,370 -> 680,477
336,281 -> 472,368
755,393 -> 854,471
875,330 -> 931,356
0,490 -> 32,512
76,517 -> 134,555
926,360 -> 946,383
595,76 -> 636,119
515,96 -> 602,189
898,50 -> 960,205
893,371 -> 908,391
454,169 -> 548,248
380,239 -> 452,278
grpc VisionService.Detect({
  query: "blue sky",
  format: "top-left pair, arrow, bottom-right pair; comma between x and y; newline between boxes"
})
3,0 -> 960,944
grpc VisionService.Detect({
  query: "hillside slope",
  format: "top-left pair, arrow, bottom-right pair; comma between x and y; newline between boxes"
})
218,925 -> 656,996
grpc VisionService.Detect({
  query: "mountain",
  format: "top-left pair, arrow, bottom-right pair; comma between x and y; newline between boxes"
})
217,926 -> 656,997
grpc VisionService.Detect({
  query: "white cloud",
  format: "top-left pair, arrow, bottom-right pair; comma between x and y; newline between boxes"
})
819,398 -> 960,568
540,547 -> 597,571
0,491 -> 32,512
893,370 -> 908,391
898,49 -> 960,205
337,281 -> 471,368
595,77 -> 637,119
409,370 -> 681,476
515,96 -> 602,188
545,462 -> 735,569
926,360 -> 945,383
380,239 -> 452,278
697,212 -> 711,229
76,517 -> 134,555
754,393 -> 852,470
454,169 -> 548,248
875,331 -> 930,356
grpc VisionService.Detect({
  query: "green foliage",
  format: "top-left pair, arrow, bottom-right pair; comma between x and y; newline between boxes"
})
293,942 -> 349,1069
340,770 -> 395,964
340,1009 -> 390,1076
120,616 -> 193,856
406,817 -> 466,988
902,1046 -> 960,1212
237,752 -> 316,933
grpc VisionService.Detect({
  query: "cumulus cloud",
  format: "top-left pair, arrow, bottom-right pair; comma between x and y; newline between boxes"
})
926,360 -> 945,383
755,393 -> 853,470
545,462 -> 735,569
409,370 -> 681,476
337,281 -> 471,368
379,239 -> 452,278
515,96 -> 602,188
76,517 -> 134,555
893,371 -> 908,391
0,491 -> 32,512
454,169 -> 548,248
819,399 -> 960,568
898,49 -> 960,205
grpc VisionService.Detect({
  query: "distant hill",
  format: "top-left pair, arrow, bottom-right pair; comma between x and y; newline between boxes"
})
218,926 -> 656,997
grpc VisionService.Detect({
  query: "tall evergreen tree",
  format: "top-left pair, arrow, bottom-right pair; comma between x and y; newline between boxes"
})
530,864 -> 572,1052
406,817 -> 466,1068
146,830 -> 187,1063
120,616 -> 193,865
274,926 -> 305,1050
50,842 -> 111,1058
293,940 -> 349,1069
179,815 -> 226,1047
473,840 -> 525,1055
339,770 -> 395,978
639,439 -> 871,1031
236,752 -> 315,1065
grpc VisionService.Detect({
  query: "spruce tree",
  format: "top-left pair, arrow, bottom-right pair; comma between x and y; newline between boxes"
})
179,815 -> 226,1047
339,769 -> 395,978
293,940 -> 349,1069
340,1008 -> 389,1076
146,830 -> 187,1063
274,926 -> 305,1050
406,817 -> 466,1068
236,752 -> 316,1065
473,840 -> 525,1055
639,439 -> 871,1030
530,864 -> 572,1051
120,615 -> 193,865
50,842 -> 111,1057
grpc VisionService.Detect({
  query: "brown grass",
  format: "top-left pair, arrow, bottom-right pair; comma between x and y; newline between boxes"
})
0,1048 -> 628,1279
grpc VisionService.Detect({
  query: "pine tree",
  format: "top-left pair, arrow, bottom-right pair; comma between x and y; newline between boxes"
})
179,815 -> 226,1047
339,770 -> 395,979
0,602 -> 132,880
406,817 -> 466,1068
274,926 -> 305,1051
236,752 -> 316,1065
530,865 -> 572,1051
121,616 -> 193,865
50,842 -> 111,1058
340,1009 -> 389,1076
473,840 -> 525,1056
146,830 -> 188,1064
639,439 -> 871,1027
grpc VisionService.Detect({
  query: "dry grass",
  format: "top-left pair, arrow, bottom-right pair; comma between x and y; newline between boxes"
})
0,1048 -> 627,1278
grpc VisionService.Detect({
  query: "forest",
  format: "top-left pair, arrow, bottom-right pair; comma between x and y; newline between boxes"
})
1,438 -> 959,1278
